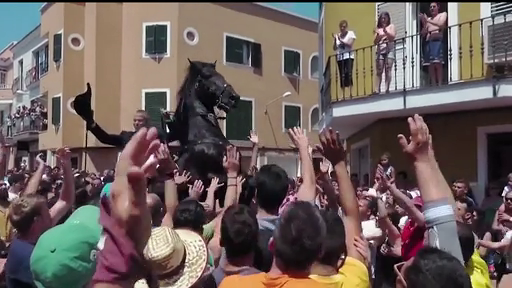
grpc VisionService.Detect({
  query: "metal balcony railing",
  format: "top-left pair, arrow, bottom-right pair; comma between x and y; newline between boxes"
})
321,13 -> 512,111
0,84 -> 9,90
4,116 -> 48,137
25,66 -> 40,88
11,77 -> 20,94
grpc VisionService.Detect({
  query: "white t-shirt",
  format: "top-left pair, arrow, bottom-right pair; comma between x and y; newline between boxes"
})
502,185 -> 512,197
335,31 -> 356,61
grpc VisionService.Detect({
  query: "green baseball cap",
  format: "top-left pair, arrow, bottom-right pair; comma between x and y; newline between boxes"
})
30,205 -> 101,288
100,182 -> 112,198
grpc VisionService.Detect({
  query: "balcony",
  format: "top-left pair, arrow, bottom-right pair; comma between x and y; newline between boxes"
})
25,66 -> 40,89
4,115 -> 48,142
321,13 -> 512,112
0,84 -> 9,90
11,76 -> 21,94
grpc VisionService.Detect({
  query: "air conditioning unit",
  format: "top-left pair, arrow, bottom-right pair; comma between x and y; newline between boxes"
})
483,15 -> 512,64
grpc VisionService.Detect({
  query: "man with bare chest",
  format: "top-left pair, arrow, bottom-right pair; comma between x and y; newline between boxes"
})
420,2 -> 447,86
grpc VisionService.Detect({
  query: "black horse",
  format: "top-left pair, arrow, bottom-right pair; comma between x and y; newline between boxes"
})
164,59 -> 240,195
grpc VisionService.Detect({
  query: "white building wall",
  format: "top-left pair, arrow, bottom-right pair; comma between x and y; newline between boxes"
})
11,25 -> 47,111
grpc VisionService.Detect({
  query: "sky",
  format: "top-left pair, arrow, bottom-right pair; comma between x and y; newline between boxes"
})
0,3 -> 43,50
0,3 -> 319,50
260,2 -> 320,20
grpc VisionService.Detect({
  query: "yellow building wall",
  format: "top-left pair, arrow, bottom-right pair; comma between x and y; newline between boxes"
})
458,3 -> 487,81
323,3 -> 376,101
347,108 -> 512,201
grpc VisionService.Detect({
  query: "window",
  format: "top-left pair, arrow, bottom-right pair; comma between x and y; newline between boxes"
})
39,44 -> 49,76
18,59 -> 23,89
226,98 -> 254,140
53,32 -> 62,63
51,95 -> 61,126
309,106 -> 320,131
143,89 -> 170,130
0,70 -> 6,86
283,103 -> 302,131
283,48 -> 302,77
491,2 -> 512,16
143,22 -> 170,57
309,53 -> 319,79
224,34 -> 262,69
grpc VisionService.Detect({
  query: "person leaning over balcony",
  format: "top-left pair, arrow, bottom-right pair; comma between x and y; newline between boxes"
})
72,83 -> 166,149
420,2 -> 447,86
373,11 -> 396,94
332,20 -> 356,90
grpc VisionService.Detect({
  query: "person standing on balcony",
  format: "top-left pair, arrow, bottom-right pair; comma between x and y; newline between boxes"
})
420,2 -> 447,86
373,11 -> 396,94
332,20 -> 356,91
5,115 -> 12,137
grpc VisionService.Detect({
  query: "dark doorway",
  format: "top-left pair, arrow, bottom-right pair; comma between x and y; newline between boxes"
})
418,2 -> 449,86
487,132 -> 512,185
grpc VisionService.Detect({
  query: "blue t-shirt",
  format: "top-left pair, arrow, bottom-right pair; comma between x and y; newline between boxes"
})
5,238 -> 36,288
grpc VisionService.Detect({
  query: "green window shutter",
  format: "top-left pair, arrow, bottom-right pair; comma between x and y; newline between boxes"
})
145,25 -> 156,55
53,33 -> 62,62
294,51 -> 301,76
226,99 -> 253,140
52,96 -> 61,126
225,36 -> 246,65
154,25 -> 168,55
284,105 -> 301,130
144,91 -> 167,129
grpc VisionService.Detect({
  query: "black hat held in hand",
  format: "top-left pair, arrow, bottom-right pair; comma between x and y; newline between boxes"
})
72,83 -> 94,124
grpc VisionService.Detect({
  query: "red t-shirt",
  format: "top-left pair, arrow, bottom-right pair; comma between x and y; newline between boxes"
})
401,219 -> 426,261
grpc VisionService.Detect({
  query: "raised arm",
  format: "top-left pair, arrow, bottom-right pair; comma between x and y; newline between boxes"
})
316,128 -> 363,262
398,115 -> 463,263
223,145 -> 240,208
247,130 -> 259,175
22,153 -> 46,196
88,122 -> 125,147
386,178 -> 425,227
49,147 -> 75,225
288,127 -> 316,202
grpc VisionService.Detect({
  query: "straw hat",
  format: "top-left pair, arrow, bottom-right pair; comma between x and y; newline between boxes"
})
135,226 -> 207,288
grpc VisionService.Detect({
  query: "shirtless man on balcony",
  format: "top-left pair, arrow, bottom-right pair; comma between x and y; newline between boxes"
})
420,2 -> 448,86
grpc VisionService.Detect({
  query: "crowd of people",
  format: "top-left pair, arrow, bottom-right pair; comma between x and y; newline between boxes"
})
333,2 -> 448,94
0,110 -> 510,288
4,101 -> 48,137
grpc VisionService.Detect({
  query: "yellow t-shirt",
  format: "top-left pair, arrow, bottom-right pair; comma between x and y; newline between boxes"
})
219,272 -> 326,288
309,257 -> 370,288
465,250 -> 491,288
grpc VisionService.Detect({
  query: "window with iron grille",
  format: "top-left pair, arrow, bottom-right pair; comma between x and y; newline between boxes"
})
283,104 -> 301,131
283,49 -> 301,77
143,90 -> 168,130
226,99 -> 253,140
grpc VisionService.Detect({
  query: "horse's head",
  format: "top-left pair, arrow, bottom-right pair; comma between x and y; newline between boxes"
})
187,59 -> 240,113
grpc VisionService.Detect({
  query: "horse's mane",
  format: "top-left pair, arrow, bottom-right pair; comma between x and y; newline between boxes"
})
175,60 -> 217,112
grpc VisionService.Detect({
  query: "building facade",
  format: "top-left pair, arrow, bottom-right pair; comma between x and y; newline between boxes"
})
319,2 -> 512,203
35,3 -> 320,175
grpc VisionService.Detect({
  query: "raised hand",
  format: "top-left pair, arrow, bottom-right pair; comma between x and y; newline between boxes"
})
174,170 -> 191,185
397,114 -> 431,162
154,143 -> 177,174
316,128 -> 346,166
319,158 -> 330,174
207,177 -> 224,193
287,127 -> 309,151
36,153 -> 46,168
248,130 -> 259,145
110,127 -> 160,252
223,146 -> 240,175
55,147 -> 71,166
188,180 -> 204,199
